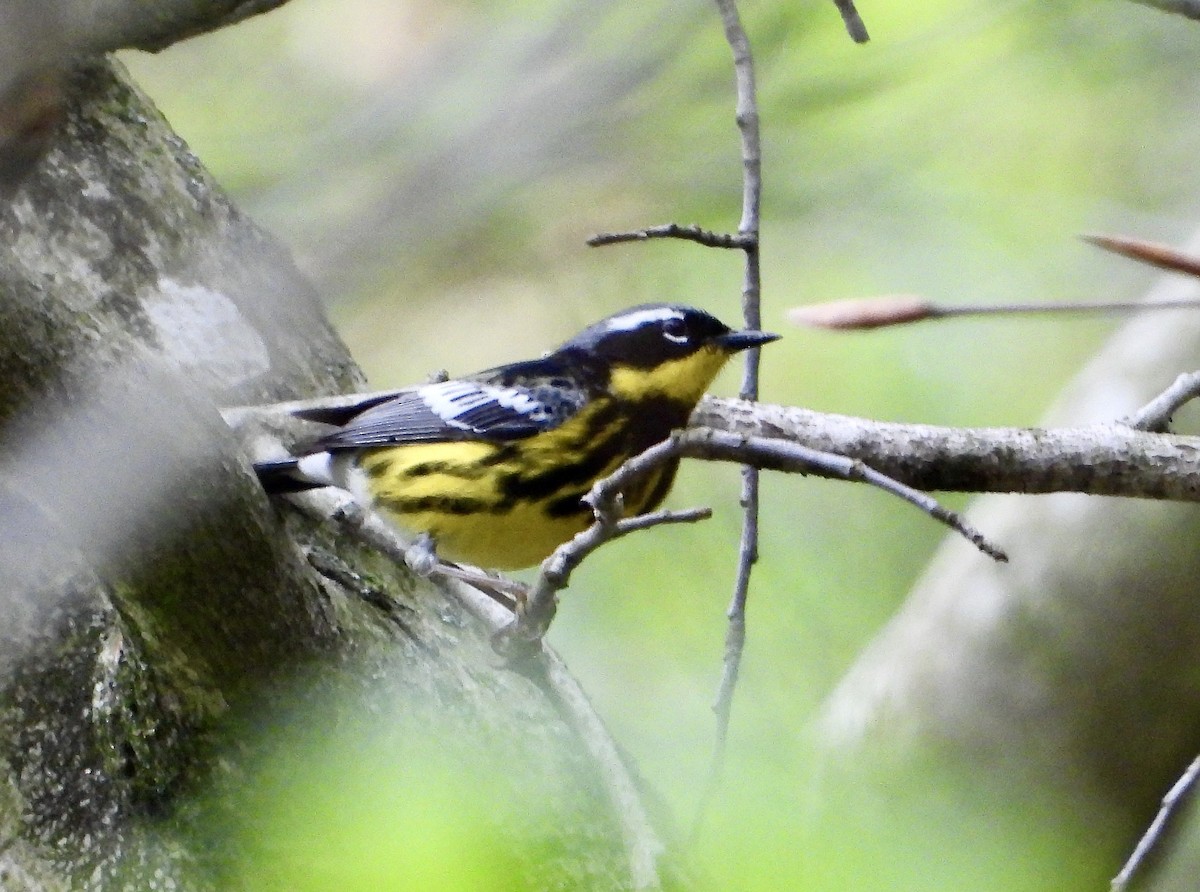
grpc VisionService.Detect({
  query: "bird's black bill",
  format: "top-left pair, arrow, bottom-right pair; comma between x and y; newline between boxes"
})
715,329 -> 781,352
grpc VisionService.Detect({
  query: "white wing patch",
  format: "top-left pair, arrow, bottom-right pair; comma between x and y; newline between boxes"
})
604,305 -> 683,333
420,380 -> 550,428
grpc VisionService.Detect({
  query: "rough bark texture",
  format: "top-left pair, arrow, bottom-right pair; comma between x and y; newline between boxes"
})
0,59 -> 647,891
693,398 -> 1200,501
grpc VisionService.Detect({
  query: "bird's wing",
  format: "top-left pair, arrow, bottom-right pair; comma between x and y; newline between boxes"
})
312,363 -> 589,452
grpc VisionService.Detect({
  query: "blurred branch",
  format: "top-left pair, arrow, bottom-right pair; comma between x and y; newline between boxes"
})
1112,755 -> 1200,891
788,294 -> 1200,331
72,0 -> 293,54
1084,233 -> 1200,278
0,0 -> 295,190
1128,0 -> 1200,21
245,479 -> 672,890
816,229 -> 1200,868
789,235 -> 1200,332
832,0 -> 871,42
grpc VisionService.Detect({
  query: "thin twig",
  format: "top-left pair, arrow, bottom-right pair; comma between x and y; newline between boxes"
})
1125,371 -> 1200,432
832,0 -> 871,43
788,294 -> 1200,331
1084,233 -> 1200,278
493,506 -> 713,658
712,0 -> 764,803
499,427 -> 1006,657
784,234 -> 1200,332
1111,754 -> 1200,891
587,223 -> 752,249
682,428 -> 1005,559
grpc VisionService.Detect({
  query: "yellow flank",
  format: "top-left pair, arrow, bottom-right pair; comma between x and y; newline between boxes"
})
607,345 -> 730,406
257,303 -> 775,571
357,402 -> 646,570
354,345 -> 734,570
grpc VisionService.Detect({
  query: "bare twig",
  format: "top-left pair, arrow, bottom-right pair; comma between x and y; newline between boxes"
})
493,506 -> 713,657
788,294 -> 1200,332
1111,754 -> 1200,891
784,235 -> 1200,332
498,427 -> 1006,657
712,0 -> 764,795
587,223 -> 752,249
1084,233 -> 1200,278
1126,371 -> 1200,432
832,0 -> 871,43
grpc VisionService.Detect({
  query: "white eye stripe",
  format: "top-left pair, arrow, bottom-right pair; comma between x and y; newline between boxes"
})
663,331 -> 689,344
604,306 -> 684,333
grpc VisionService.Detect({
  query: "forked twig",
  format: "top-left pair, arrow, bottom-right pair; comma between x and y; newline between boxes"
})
492,505 -> 713,658
582,0 -> 872,784
1125,370 -> 1200,432
495,427 -> 1005,657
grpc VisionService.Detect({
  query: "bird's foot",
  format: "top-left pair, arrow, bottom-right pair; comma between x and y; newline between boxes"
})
403,533 -> 441,577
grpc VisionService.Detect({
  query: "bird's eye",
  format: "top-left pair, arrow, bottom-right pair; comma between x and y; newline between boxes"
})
662,317 -> 688,343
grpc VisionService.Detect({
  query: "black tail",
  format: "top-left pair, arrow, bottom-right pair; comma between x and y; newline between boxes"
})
254,457 -> 326,494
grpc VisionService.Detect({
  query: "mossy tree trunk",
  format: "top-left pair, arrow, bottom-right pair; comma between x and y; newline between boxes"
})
0,55 -> 657,892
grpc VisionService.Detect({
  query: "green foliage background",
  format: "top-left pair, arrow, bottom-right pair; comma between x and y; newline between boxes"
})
122,1 -> 1200,887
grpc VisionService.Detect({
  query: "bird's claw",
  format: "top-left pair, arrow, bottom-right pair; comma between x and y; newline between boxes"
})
404,533 -> 440,577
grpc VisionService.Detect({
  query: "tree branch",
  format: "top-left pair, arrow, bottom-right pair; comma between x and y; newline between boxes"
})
490,426 -> 1005,658
1125,370 -> 1200,432
274,485 -> 671,891
228,388 -> 1200,508
691,397 -> 1200,501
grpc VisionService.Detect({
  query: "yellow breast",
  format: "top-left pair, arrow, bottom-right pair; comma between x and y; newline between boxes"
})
356,399 -> 675,570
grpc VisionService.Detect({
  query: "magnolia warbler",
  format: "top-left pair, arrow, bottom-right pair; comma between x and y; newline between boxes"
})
256,303 -> 778,569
